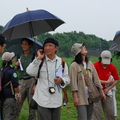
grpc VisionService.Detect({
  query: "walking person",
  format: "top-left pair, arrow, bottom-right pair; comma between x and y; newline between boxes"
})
92,50 -> 119,120
1,52 -> 22,120
0,34 -> 7,120
70,43 -> 104,120
26,38 -> 70,120
14,38 -> 37,120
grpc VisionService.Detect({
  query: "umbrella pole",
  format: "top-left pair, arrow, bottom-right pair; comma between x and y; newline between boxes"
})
29,22 -> 38,53
29,22 -> 34,38
34,36 -> 38,52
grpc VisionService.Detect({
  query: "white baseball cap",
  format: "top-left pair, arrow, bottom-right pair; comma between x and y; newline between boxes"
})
2,52 -> 15,62
100,50 -> 112,64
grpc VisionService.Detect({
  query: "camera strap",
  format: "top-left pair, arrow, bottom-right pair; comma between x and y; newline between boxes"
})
45,58 -> 57,87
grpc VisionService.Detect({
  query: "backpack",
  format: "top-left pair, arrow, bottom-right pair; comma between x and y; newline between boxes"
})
0,67 -> 11,97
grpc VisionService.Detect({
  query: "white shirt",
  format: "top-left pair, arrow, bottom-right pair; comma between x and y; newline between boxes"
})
26,55 -> 70,108
83,62 -> 89,98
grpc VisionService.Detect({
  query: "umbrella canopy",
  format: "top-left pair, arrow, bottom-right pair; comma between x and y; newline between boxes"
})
109,30 -> 120,51
5,37 -> 43,55
2,9 -> 65,40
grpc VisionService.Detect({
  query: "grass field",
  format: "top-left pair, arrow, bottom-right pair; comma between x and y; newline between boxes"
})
16,57 -> 120,120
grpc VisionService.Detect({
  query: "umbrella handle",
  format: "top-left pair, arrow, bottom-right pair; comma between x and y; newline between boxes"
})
26,8 -> 29,11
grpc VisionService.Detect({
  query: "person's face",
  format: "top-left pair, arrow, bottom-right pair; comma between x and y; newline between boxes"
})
21,40 -> 32,51
0,44 -> 6,54
101,61 -> 109,67
80,46 -> 88,55
44,43 -> 58,56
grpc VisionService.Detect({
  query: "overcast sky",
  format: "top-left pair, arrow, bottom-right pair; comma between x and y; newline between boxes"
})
1,0 -> 120,41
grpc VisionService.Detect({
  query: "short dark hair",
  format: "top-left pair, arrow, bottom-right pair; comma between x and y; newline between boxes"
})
2,60 -> 12,67
0,33 -> 5,46
21,38 -> 33,46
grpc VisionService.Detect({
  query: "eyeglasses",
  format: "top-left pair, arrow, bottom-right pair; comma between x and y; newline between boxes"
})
21,44 -> 29,46
44,45 -> 55,48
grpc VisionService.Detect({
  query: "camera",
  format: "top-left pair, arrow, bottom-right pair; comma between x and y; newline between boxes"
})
49,87 -> 56,94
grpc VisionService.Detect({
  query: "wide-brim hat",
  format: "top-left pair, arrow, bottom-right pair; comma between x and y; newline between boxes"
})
71,43 -> 85,56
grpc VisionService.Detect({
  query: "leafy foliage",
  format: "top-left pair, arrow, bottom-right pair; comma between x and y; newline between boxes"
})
0,25 -> 112,57
37,31 -> 112,57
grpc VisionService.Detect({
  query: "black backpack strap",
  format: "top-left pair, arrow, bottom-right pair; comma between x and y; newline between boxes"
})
34,59 -> 44,85
37,59 -> 44,78
32,53 -> 36,61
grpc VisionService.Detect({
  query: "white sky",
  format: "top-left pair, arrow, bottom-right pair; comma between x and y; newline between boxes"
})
1,0 -> 120,41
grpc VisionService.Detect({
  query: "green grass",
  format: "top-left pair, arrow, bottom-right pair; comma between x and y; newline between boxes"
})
13,57 -> 120,120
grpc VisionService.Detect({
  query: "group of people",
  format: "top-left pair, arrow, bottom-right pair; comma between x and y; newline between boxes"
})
0,33 -> 119,120
70,43 -> 119,120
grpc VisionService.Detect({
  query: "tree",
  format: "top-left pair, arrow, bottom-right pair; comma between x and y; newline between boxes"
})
0,25 -> 3,33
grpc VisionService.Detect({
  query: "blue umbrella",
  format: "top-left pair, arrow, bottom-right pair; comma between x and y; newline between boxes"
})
5,37 -> 43,55
2,9 -> 65,40
109,30 -> 120,51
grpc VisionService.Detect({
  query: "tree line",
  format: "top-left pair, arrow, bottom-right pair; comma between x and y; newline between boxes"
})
36,31 -> 112,57
0,25 -> 112,57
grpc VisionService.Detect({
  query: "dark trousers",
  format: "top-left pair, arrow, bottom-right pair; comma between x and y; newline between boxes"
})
0,100 -> 2,120
3,98 -> 15,120
37,105 -> 61,120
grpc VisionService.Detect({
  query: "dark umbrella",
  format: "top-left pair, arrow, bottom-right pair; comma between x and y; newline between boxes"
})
5,37 -> 43,55
109,30 -> 120,51
2,9 -> 65,40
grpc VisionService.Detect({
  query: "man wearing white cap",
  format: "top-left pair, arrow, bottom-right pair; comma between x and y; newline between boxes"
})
92,50 -> 119,120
